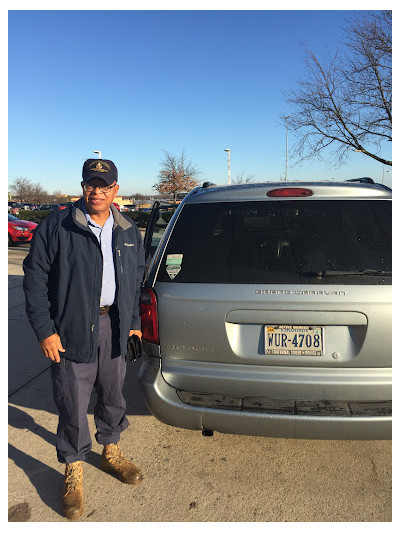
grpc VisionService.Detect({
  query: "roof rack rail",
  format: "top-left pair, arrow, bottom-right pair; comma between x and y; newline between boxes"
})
202,182 -> 217,188
346,177 -> 375,184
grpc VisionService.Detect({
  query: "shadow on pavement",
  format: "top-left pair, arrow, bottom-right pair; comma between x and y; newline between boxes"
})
8,405 -> 56,446
8,443 -> 64,518
8,405 -> 120,517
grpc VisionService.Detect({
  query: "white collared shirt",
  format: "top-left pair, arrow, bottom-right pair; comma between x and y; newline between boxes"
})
83,205 -> 116,306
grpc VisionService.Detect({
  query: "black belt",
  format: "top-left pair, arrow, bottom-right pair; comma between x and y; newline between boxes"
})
99,305 -> 111,315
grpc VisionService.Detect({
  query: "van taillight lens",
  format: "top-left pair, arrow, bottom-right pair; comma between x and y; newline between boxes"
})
139,288 -> 159,344
267,188 -> 313,197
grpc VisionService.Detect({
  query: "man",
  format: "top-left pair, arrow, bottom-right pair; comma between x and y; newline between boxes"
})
23,158 -> 145,520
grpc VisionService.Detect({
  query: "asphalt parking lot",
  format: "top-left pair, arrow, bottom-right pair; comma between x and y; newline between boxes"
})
8,244 -> 392,522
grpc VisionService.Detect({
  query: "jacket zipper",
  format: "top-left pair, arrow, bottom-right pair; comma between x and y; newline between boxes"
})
113,229 -> 121,311
90,235 -> 102,360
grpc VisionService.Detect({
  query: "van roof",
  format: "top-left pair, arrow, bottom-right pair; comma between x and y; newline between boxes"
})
184,180 -> 392,204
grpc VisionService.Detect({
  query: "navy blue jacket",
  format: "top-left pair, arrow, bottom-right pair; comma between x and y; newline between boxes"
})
23,198 -> 145,363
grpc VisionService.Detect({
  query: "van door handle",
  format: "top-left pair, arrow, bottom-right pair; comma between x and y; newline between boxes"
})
225,310 -> 367,326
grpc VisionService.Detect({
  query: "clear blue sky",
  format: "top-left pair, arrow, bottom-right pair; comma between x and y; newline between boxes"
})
8,9 -> 392,197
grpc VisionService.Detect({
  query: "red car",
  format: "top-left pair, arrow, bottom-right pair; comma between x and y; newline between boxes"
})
8,214 -> 38,246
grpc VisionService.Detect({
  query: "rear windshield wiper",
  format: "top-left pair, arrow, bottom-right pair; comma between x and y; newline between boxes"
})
303,270 -> 392,278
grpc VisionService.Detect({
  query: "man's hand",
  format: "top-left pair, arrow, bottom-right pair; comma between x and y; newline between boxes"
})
40,333 -> 65,363
129,329 -> 142,340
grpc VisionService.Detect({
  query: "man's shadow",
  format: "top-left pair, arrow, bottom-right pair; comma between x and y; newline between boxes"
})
8,405 -> 104,518
8,443 -> 63,517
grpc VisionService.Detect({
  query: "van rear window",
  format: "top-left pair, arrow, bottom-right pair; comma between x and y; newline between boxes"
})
156,200 -> 391,285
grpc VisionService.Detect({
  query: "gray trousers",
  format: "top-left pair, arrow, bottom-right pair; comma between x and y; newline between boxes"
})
50,311 -> 129,464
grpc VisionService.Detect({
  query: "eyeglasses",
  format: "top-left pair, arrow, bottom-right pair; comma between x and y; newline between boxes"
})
82,183 -> 117,194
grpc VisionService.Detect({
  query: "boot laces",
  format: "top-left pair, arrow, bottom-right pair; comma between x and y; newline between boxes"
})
105,444 -> 127,466
64,462 -> 82,494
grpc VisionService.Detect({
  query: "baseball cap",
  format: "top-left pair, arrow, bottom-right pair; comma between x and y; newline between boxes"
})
82,159 -> 118,185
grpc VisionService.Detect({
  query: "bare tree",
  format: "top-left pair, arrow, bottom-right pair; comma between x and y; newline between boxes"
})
51,190 -> 72,204
10,178 -> 48,204
153,150 -> 201,201
232,171 -> 256,184
33,184 -> 50,204
129,193 -> 148,208
285,10 -> 391,167
131,193 -> 147,200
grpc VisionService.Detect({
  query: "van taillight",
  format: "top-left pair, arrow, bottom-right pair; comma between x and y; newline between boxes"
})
139,288 -> 159,344
267,188 -> 313,197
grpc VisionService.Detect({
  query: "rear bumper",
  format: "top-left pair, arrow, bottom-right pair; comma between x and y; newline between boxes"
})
139,356 -> 392,440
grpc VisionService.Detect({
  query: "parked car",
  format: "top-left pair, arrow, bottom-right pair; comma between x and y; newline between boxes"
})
139,179 -> 392,440
8,202 -> 20,215
122,204 -> 137,212
8,214 -> 38,246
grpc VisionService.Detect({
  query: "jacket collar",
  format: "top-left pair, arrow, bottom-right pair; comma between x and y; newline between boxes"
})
72,198 -> 132,231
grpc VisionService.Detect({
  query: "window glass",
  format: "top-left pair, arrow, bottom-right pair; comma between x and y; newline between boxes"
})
149,208 -> 177,256
157,200 -> 391,285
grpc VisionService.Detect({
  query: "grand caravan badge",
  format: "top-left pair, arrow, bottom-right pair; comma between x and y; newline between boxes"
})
255,289 -> 346,296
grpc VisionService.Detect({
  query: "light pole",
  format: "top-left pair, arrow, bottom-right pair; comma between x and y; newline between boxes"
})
282,116 -> 290,181
93,150 -> 102,159
224,148 -> 231,185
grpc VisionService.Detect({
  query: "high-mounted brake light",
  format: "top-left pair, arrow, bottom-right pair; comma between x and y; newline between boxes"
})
267,188 -> 313,197
139,288 -> 159,344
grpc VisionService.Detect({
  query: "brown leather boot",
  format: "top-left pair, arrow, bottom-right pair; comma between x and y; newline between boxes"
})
62,461 -> 83,520
101,443 -> 143,485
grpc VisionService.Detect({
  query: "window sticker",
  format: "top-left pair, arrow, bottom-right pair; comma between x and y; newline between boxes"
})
166,264 -> 181,280
166,254 -> 183,266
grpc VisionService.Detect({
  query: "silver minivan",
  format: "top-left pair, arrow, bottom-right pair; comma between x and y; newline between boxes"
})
139,180 -> 392,439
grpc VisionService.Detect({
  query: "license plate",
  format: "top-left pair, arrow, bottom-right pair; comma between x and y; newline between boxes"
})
264,325 -> 324,356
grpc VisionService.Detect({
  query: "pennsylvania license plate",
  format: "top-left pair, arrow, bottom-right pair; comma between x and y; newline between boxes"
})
265,325 -> 324,356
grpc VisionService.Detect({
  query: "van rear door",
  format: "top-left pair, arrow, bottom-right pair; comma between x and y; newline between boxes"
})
152,199 -> 392,370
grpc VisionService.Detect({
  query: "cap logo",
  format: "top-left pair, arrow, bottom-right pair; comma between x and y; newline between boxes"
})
89,160 -> 110,173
